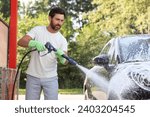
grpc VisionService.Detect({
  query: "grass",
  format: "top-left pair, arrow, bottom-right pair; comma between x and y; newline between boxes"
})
19,88 -> 83,95
58,88 -> 83,94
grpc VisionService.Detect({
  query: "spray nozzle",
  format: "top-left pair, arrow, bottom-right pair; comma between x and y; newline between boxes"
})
45,42 -> 78,65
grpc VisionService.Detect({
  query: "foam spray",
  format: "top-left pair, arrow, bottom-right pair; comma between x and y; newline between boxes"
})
76,64 -> 109,92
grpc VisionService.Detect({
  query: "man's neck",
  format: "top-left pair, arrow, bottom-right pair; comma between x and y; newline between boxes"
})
47,25 -> 58,33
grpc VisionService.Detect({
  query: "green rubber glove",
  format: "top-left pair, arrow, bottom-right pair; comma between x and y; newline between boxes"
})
57,56 -> 66,64
28,40 -> 46,52
55,49 -> 66,64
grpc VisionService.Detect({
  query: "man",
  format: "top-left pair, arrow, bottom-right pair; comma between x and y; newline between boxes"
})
18,7 -> 68,100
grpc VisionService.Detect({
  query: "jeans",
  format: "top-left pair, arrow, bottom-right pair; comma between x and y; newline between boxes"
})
25,74 -> 58,100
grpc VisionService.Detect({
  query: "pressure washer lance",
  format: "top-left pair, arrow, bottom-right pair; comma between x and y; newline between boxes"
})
45,42 -> 78,65
11,42 -> 77,99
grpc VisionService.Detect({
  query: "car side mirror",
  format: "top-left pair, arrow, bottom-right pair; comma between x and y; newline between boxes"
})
93,54 -> 109,66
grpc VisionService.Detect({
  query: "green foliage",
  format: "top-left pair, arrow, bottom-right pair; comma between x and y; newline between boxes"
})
17,0 -> 150,89
88,0 -> 150,35
61,16 -> 75,41
58,64 -> 84,88
76,0 -> 150,67
0,13 -> 9,24
58,88 -> 83,94
76,24 -> 111,68
0,0 -> 10,19
74,0 -> 150,89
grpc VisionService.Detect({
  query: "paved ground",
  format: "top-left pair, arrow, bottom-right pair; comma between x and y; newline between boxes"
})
18,94 -> 84,100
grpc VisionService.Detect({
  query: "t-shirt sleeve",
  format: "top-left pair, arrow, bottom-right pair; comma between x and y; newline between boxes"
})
62,38 -> 68,52
58,32 -> 68,52
62,39 -> 68,52
26,27 -> 38,39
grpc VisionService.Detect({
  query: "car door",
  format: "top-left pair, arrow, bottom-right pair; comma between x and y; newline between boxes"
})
84,38 -> 118,100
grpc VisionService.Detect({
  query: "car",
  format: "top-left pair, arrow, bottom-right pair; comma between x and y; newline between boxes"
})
83,34 -> 150,100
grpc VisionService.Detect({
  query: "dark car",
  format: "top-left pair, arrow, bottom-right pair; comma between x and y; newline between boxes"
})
83,34 -> 150,100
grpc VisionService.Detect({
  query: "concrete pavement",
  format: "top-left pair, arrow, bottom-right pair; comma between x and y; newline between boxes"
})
18,94 -> 84,100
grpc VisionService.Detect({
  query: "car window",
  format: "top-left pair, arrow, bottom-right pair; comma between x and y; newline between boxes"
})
100,43 -> 111,55
110,52 -> 117,64
119,37 -> 150,62
100,39 -> 116,64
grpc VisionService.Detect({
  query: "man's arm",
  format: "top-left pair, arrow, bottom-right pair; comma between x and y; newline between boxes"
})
18,35 -> 46,52
17,35 -> 32,48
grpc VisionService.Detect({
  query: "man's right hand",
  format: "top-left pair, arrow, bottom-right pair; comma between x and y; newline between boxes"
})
28,40 -> 46,52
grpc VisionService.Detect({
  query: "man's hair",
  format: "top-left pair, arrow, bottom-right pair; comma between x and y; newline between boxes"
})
49,7 -> 66,18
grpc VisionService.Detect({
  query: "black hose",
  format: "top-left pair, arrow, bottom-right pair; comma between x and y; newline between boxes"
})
11,49 -> 36,100
11,42 -> 77,99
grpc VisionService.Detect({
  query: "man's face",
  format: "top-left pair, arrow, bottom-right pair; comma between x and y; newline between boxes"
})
50,14 -> 65,31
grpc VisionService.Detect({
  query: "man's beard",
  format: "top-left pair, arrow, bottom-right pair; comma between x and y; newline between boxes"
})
50,23 -> 61,31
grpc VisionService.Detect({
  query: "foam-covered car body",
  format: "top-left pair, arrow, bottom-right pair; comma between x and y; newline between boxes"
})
83,34 -> 150,100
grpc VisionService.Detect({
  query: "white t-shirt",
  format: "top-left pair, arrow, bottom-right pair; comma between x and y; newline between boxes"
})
26,26 -> 68,78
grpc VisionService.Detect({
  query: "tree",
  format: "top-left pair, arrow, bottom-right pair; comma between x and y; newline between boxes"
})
17,0 -> 150,89
0,0 -> 10,19
75,0 -> 150,80
85,0 -> 150,35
